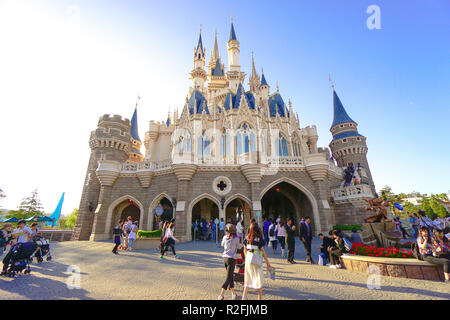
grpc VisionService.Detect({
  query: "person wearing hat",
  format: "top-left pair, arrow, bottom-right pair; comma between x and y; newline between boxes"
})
218,224 -> 240,300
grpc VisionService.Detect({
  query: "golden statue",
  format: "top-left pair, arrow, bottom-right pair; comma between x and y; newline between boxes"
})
363,197 -> 394,223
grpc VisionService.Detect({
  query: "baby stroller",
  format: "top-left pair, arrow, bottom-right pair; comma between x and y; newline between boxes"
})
33,236 -> 52,263
1,241 -> 37,277
233,247 -> 245,286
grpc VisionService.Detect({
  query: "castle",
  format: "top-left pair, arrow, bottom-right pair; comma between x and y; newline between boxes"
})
73,21 -> 376,241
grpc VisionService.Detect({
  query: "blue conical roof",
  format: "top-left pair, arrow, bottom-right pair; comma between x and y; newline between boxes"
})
166,116 -> 171,127
261,73 -> 268,86
229,22 -> 237,41
130,107 -> 141,142
211,59 -> 224,76
331,90 -> 355,128
195,32 -> 204,56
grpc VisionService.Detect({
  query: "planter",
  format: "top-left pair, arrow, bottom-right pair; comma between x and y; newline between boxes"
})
340,254 -> 445,281
133,237 -> 160,249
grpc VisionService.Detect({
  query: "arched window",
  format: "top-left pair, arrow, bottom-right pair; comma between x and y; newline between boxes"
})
275,133 -> 288,156
220,129 -> 230,157
177,130 -> 192,153
236,123 -> 255,156
292,135 -> 301,157
197,131 -> 210,157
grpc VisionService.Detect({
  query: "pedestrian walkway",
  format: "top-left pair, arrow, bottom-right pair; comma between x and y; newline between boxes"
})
0,239 -> 448,300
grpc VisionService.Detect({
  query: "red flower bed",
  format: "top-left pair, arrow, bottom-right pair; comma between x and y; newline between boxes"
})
349,243 -> 414,259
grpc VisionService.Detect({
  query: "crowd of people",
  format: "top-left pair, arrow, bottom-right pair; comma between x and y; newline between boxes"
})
111,216 -> 139,254
0,220 -> 42,257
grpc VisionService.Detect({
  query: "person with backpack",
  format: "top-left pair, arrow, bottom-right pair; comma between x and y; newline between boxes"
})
127,221 -> 138,251
417,227 -> 449,282
328,230 -> 347,269
268,221 -> 278,254
112,220 -> 123,255
218,224 -> 240,300
274,218 -> 286,258
161,222 -> 179,259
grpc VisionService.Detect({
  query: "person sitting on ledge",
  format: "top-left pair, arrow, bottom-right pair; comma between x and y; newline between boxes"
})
328,230 -> 345,269
417,226 -> 449,282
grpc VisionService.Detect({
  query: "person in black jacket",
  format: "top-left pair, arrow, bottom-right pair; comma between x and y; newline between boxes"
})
285,218 -> 296,264
318,232 -> 334,264
299,216 -> 314,263
328,230 -> 345,269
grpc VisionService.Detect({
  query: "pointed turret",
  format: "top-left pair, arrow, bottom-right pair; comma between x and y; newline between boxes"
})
249,53 -> 260,92
212,28 -> 219,62
331,88 -> 356,128
227,17 -> 243,89
191,27 -> 207,90
128,106 -> 144,163
328,87 -> 375,190
194,28 -> 205,59
229,20 -> 237,41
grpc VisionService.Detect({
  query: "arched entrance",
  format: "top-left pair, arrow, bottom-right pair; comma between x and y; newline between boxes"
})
224,195 -> 252,230
261,181 -> 315,234
191,197 -> 219,241
149,194 -> 174,231
105,196 -> 144,236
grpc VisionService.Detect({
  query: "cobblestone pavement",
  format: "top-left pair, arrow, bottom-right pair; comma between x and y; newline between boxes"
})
0,239 -> 449,300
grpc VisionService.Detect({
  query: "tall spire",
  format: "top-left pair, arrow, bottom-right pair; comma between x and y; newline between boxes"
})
331,89 -> 356,128
195,25 -> 205,58
229,16 -> 237,41
212,28 -> 219,62
251,52 -> 258,78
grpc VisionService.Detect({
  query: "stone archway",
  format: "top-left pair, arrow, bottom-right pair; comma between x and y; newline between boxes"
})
224,194 -> 252,229
187,193 -> 220,241
105,195 -> 144,236
259,178 -> 321,234
148,193 -> 174,231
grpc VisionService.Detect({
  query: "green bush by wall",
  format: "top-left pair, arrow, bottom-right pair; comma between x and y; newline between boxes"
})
333,224 -> 362,231
137,229 -> 162,238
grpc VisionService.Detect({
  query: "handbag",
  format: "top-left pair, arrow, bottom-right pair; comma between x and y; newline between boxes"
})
247,250 -> 263,267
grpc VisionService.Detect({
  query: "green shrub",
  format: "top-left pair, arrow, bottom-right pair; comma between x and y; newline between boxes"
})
332,224 -> 362,231
137,229 -> 162,238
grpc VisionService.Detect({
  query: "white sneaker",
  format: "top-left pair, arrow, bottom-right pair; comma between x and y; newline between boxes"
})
218,295 -> 224,300
336,264 -> 342,269
232,294 -> 237,300
329,265 -> 337,269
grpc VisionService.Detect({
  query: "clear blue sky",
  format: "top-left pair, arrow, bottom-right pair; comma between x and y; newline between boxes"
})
0,0 -> 449,213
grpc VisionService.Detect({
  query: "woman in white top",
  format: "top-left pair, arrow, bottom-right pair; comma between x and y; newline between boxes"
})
268,221 -> 278,254
127,221 -> 138,251
274,218 -> 286,258
161,222 -> 179,259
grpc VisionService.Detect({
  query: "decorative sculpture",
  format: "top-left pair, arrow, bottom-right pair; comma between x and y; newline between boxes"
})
363,197 -> 394,223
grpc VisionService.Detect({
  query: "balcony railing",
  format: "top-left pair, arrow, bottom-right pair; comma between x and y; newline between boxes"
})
331,184 -> 373,204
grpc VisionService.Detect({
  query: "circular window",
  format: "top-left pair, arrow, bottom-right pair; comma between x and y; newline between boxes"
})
212,176 -> 232,196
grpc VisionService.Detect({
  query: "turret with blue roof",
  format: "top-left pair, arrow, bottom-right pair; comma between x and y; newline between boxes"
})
329,87 -> 361,142
130,107 -> 141,143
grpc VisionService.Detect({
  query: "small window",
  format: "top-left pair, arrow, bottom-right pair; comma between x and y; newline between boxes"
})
343,139 -> 347,143
340,125 -> 344,128
357,137 -> 360,141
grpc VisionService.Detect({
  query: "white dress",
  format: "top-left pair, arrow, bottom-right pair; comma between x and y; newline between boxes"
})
244,237 -> 264,289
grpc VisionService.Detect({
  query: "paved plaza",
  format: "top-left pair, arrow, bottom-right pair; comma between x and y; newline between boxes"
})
0,238 -> 449,300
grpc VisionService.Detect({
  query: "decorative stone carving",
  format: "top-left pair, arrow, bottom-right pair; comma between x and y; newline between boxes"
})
172,163 -> 198,181
212,176 -> 232,196
240,164 -> 263,184
304,153 -> 328,181
136,169 -> 154,188
96,160 -> 121,186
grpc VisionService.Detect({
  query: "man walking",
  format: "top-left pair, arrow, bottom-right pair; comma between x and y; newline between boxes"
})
299,216 -> 314,264
286,218 -> 296,264
218,218 -> 225,241
263,218 -> 271,245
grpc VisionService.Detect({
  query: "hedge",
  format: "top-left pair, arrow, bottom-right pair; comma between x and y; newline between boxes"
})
332,224 -> 362,231
137,229 -> 162,238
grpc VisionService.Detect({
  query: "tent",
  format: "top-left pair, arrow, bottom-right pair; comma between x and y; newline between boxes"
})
24,215 -> 54,223
46,192 -> 65,227
2,217 -> 19,223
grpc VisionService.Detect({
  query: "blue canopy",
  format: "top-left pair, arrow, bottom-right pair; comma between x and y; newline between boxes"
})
24,215 -> 54,222
2,217 -> 19,223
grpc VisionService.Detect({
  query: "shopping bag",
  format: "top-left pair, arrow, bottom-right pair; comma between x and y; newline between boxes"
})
318,253 -> 326,266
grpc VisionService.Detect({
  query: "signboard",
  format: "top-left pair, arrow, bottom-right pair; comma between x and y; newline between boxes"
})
154,205 -> 164,217
214,218 -> 219,225
256,211 -> 261,217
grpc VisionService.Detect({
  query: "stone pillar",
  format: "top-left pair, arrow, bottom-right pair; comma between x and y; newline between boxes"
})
172,164 -> 198,241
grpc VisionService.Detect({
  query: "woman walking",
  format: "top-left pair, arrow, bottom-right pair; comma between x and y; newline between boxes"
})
127,221 -> 138,251
242,222 -> 271,300
161,222 -> 179,259
112,219 -> 123,255
275,218 -> 286,258
218,224 -> 240,300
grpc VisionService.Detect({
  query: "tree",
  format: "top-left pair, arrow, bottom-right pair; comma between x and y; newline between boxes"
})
17,189 -> 44,217
59,208 -> 78,229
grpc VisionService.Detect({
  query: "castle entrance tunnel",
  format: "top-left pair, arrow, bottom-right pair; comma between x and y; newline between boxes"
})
261,182 -> 314,235
191,198 -> 219,241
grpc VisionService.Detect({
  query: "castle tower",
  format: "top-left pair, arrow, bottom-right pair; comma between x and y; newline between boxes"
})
72,114 -> 132,240
260,67 -> 270,100
127,107 -> 144,163
226,18 -> 245,91
328,88 -> 375,190
190,28 -> 207,91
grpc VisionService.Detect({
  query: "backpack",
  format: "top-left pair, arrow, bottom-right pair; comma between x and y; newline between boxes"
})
269,227 -> 274,237
343,238 -> 352,252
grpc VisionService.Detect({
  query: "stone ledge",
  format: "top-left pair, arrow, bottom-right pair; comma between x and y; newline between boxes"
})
340,254 -> 445,281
